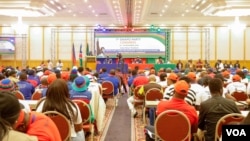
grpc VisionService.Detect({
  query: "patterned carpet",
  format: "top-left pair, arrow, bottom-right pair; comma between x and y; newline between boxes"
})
87,99 -> 116,141
88,98 -> 146,141
132,107 -> 146,141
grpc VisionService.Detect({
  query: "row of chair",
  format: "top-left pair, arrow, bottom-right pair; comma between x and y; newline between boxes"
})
35,99 -> 94,141
154,110 -> 245,141
14,90 -> 42,100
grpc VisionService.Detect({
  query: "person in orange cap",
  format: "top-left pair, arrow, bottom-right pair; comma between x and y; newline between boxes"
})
145,80 -> 198,141
226,74 -> 247,95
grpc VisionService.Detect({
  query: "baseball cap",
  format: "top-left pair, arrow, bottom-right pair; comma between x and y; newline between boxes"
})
232,74 -> 241,82
47,73 -> 57,84
222,71 -> 230,77
167,73 -> 178,81
174,80 -> 189,96
187,72 -> 196,81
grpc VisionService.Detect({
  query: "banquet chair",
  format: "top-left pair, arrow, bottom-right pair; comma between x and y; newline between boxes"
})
155,110 -> 191,141
72,99 -> 94,141
31,91 -> 42,100
14,90 -> 25,100
143,88 -> 163,124
232,91 -> 248,101
101,81 -> 116,105
133,85 -> 144,117
133,85 -> 144,106
43,111 -> 71,141
35,97 -> 46,110
215,113 -> 245,141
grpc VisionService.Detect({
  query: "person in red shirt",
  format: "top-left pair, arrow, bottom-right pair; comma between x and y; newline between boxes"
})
132,70 -> 149,88
145,80 -> 198,141
15,110 -> 62,141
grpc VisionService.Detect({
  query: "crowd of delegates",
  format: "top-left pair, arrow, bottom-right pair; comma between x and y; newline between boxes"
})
0,59 -> 250,141
0,65 -> 108,141
125,63 -> 250,141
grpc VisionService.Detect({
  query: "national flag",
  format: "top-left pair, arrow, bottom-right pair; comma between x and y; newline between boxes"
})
86,43 -> 89,56
72,43 -> 76,66
79,44 -> 83,67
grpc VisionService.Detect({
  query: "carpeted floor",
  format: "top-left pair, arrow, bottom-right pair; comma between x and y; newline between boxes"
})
92,99 -> 116,141
91,92 -> 146,141
104,94 -> 131,141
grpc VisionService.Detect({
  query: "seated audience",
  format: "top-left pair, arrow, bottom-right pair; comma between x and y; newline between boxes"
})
134,56 -> 142,64
226,74 -> 247,95
156,56 -> 164,64
103,56 -> 112,64
102,69 -> 120,105
36,79 -> 85,141
198,78 -> 241,141
70,76 -> 92,103
145,80 -> 198,141
0,91 -> 38,141
17,72 -> 35,100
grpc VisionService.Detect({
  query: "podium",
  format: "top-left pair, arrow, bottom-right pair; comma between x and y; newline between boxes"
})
85,56 -> 96,70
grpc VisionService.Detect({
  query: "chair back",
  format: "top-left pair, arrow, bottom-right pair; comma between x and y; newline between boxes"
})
232,91 -> 248,101
102,81 -> 114,95
72,100 -> 91,124
72,99 -> 94,140
14,91 -> 25,100
155,110 -> 191,141
145,88 -> 163,101
31,91 -> 42,100
215,113 -> 245,141
43,111 -> 71,141
133,85 -> 144,99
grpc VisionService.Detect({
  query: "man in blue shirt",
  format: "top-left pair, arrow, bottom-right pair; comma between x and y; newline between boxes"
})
102,69 -> 120,106
17,72 -> 35,100
69,76 -> 92,103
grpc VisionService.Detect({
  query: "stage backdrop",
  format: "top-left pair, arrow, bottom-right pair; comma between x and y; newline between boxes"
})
94,31 -> 167,58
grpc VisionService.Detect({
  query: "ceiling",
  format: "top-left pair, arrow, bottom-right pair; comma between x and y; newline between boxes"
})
0,0 -> 250,28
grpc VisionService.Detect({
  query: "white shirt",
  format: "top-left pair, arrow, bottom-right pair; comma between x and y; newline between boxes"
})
246,82 -> 250,95
226,82 -> 247,94
190,83 -> 206,106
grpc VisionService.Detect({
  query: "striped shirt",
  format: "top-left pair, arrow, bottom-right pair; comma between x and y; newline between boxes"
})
164,84 -> 196,106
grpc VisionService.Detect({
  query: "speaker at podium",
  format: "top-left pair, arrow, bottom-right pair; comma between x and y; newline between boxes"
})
85,56 -> 96,70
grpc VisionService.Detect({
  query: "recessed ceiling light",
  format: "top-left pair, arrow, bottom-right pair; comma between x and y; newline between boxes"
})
68,10 -> 72,13
95,14 -> 98,16
88,5 -> 92,8
164,5 -> 168,8
159,14 -> 162,16
73,14 -> 76,17
185,9 -> 189,13
168,0 -> 172,2
92,10 -> 95,13
84,0 -> 88,2
162,9 -> 165,13
182,14 -> 185,16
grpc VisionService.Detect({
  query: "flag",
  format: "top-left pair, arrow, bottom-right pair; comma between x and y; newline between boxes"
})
86,43 -> 89,56
79,44 -> 83,67
72,43 -> 76,66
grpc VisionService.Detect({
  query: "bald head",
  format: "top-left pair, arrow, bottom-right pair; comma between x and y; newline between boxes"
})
148,75 -> 156,82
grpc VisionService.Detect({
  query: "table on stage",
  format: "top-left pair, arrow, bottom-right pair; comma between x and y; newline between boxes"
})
88,82 -> 106,132
96,64 -> 128,73
154,64 -> 176,71
128,64 -> 154,70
